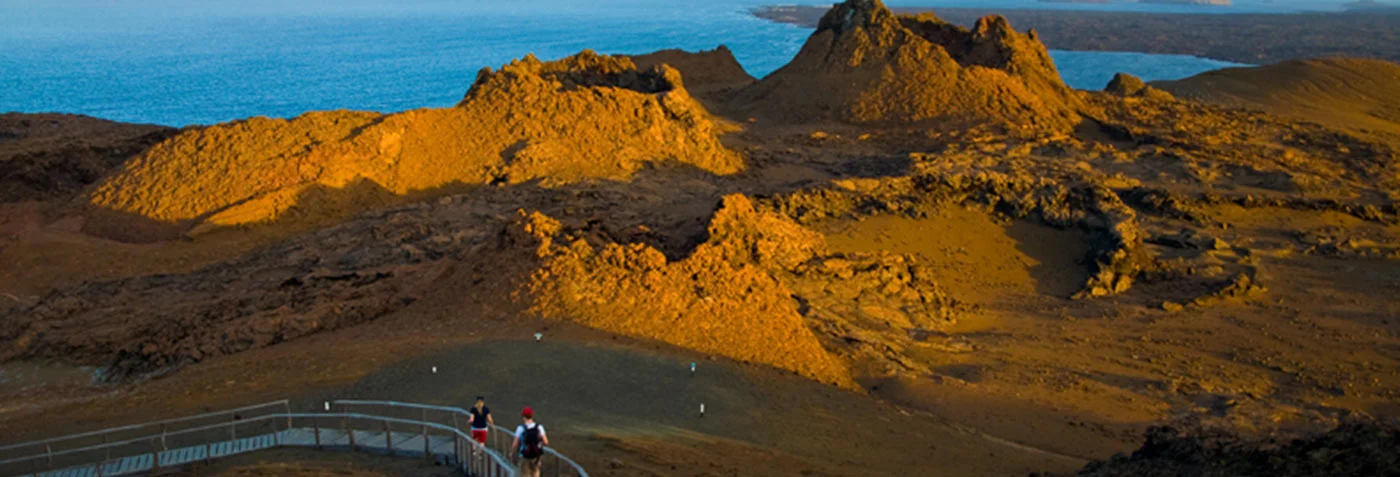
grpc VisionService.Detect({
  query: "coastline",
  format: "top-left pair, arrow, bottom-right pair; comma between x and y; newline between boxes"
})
752,5 -> 1400,65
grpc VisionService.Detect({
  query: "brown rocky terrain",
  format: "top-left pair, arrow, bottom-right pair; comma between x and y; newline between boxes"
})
1061,419 -> 1400,476
3,0 -> 1400,475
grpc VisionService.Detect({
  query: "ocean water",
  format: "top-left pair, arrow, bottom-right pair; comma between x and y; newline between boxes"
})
0,0 -> 1299,127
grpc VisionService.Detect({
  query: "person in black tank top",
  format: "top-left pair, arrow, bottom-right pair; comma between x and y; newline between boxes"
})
468,396 -> 493,445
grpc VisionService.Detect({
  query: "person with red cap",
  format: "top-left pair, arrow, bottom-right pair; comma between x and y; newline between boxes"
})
511,406 -> 549,476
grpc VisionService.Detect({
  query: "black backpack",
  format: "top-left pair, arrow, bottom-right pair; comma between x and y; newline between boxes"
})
521,424 -> 544,459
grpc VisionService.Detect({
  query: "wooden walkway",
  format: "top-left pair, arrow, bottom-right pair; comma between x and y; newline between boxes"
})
15,429 -> 461,477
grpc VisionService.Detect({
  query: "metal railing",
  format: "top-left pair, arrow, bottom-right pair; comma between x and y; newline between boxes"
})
0,400 -> 292,474
0,402 -> 523,477
333,400 -> 589,477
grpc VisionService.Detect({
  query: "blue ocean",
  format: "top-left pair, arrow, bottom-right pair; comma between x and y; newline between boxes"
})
0,0 -> 1347,127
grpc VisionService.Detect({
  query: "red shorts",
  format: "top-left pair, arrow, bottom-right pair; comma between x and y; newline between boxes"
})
471,429 -> 489,444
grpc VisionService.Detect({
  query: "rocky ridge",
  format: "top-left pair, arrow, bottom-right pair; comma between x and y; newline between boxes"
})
83,52 -> 742,239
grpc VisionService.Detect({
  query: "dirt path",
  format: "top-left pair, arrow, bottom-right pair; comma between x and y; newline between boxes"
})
0,320 -> 1089,476
305,340 -> 1086,476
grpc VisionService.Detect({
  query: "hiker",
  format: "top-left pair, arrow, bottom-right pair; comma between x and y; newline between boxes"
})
468,396 -> 494,446
511,407 -> 549,477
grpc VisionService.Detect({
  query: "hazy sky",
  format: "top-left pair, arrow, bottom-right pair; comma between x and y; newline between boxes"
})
0,0 -> 1374,16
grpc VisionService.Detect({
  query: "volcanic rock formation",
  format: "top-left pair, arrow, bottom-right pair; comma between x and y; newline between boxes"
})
515,195 -> 852,387
627,46 -> 757,97
83,51 -> 742,238
735,0 -> 1081,131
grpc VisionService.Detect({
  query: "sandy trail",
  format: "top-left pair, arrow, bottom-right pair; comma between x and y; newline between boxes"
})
307,340 -> 1085,476
0,324 -> 1088,477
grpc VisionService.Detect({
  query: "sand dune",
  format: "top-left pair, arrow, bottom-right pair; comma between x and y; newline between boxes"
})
1156,58 -> 1400,138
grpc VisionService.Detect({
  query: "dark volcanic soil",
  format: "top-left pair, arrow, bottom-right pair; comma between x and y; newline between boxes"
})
0,113 -> 174,203
1064,421 -> 1400,477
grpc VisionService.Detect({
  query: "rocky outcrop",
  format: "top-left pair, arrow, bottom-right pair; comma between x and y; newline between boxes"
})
84,51 -> 743,238
735,0 -> 1081,131
516,195 -> 854,387
1105,73 -> 1173,100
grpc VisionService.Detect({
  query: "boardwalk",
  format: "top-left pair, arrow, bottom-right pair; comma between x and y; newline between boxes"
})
0,400 -> 585,477
14,428 -> 462,477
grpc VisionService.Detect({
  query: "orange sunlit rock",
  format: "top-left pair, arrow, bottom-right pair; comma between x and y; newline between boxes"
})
85,51 -> 742,236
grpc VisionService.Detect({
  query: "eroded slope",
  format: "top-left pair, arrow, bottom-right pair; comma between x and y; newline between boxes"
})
1155,58 -> 1400,139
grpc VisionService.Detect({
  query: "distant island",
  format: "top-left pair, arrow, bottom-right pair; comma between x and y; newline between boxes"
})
1041,0 -> 1230,4
752,5 -> 1400,64
1142,0 -> 1231,5
1345,0 -> 1400,11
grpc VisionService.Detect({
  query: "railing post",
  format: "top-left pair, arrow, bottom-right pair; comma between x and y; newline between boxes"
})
285,401 -> 293,431
160,423 -> 169,452
151,438 -> 161,470
313,417 -> 322,449
384,419 -> 394,456
103,432 -> 111,462
346,416 -> 357,451
44,442 -> 53,469
230,414 -> 238,441
422,408 -> 430,462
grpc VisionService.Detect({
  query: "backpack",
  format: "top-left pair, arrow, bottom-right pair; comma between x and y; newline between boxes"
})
520,424 -> 544,459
